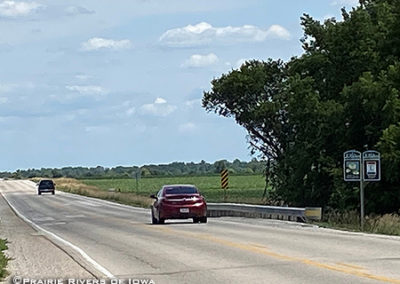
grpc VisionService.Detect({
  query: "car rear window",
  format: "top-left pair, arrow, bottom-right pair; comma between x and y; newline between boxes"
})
39,180 -> 54,189
165,186 -> 198,195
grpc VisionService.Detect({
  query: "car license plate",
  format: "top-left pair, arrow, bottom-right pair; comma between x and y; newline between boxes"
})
180,208 -> 189,213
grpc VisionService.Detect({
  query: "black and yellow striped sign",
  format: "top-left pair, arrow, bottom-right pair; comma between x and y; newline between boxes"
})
221,169 -> 229,189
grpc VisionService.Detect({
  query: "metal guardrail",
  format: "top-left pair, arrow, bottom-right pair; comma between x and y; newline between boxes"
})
207,203 -> 307,222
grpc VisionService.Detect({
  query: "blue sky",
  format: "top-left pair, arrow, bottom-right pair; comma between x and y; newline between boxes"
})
0,0 -> 358,171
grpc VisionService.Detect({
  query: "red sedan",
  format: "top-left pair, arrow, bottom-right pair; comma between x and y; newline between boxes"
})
150,184 -> 207,224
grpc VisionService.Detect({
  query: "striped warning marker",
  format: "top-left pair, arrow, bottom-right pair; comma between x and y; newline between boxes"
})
221,169 -> 229,189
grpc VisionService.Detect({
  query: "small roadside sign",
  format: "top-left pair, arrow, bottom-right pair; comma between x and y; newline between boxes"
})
221,169 -> 229,189
363,150 -> 381,181
343,150 -> 361,181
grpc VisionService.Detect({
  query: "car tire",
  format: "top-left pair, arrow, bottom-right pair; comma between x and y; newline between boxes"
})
151,208 -> 158,224
38,191 -> 41,195
158,212 -> 165,224
52,191 -> 55,195
200,217 -> 207,223
193,217 -> 200,223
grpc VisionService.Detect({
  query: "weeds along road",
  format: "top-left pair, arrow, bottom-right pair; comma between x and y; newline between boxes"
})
1,180 -> 400,284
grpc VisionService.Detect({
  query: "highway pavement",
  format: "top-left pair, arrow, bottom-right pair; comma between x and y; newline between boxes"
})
1,180 -> 400,284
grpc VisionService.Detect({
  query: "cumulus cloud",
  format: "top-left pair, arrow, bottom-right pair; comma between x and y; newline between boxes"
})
0,1 -> 43,17
81,37 -> 132,51
66,85 -> 107,96
331,0 -> 359,6
160,22 -> 290,47
182,53 -> 218,68
266,25 -> 291,40
179,122 -> 196,133
140,97 -> 177,117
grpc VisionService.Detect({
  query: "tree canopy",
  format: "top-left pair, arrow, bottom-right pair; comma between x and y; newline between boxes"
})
0,159 -> 265,180
203,0 -> 400,213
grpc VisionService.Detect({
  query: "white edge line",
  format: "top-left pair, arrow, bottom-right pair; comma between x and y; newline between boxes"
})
2,192 -> 114,278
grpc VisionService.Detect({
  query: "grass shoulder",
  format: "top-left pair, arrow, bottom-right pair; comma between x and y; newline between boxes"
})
0,239 -> 8,280
316,210 -> 400,236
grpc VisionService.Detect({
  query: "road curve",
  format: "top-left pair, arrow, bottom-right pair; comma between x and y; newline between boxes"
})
1,180 -> 400,284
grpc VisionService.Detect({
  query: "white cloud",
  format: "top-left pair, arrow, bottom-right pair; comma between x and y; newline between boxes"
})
266,25 -> 291,40
179,122 -> 196,133
66,85 -> 107,96
235,58 -> 250,69
0,1 -> 43,17
154,97 -> 167,104
65,6 -> 94,16
81,37 -> 132,51
182,53 -> 218,68
159,22 -> 290,47
140,97 -> 177,117
331,0 -> 358,6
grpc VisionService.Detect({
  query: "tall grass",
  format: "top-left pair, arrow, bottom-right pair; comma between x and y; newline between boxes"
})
49,178 -> 154,208
323,210 -> 400,236
0,239 -> 8,280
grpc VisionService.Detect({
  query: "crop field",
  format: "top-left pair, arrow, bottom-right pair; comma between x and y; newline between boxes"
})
82,175 -> 267,204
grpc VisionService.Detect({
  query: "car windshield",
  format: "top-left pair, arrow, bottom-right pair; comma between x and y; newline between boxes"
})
165,186 -> 198,195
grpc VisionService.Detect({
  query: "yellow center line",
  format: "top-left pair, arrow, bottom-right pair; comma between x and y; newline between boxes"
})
336,262 -> 366,270
144,225 -> 400,283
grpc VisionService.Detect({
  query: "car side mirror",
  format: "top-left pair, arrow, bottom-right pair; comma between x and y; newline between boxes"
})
150,194 -> 157,199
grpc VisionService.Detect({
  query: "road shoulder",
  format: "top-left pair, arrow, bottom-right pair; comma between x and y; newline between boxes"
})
0,193 -> 93,282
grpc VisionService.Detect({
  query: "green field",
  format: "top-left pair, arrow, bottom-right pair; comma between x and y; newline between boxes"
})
82,175 -> 267,204
0,239 -> 8,280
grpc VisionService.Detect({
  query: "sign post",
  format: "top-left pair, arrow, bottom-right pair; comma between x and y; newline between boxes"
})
344,150 -> 380,230
134,170 -> 141,193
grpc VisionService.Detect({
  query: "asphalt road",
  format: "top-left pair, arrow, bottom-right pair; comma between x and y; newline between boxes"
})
1,180 -> 400,284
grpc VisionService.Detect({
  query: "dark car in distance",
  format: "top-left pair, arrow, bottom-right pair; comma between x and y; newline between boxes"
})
38,179 -> 55,195
150,184 -> 207,224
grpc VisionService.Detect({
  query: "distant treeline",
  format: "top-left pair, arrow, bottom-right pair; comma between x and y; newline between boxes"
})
0,159 -> 265,179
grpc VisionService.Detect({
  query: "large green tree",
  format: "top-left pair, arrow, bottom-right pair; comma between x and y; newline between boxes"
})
203,0 -> 400,212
